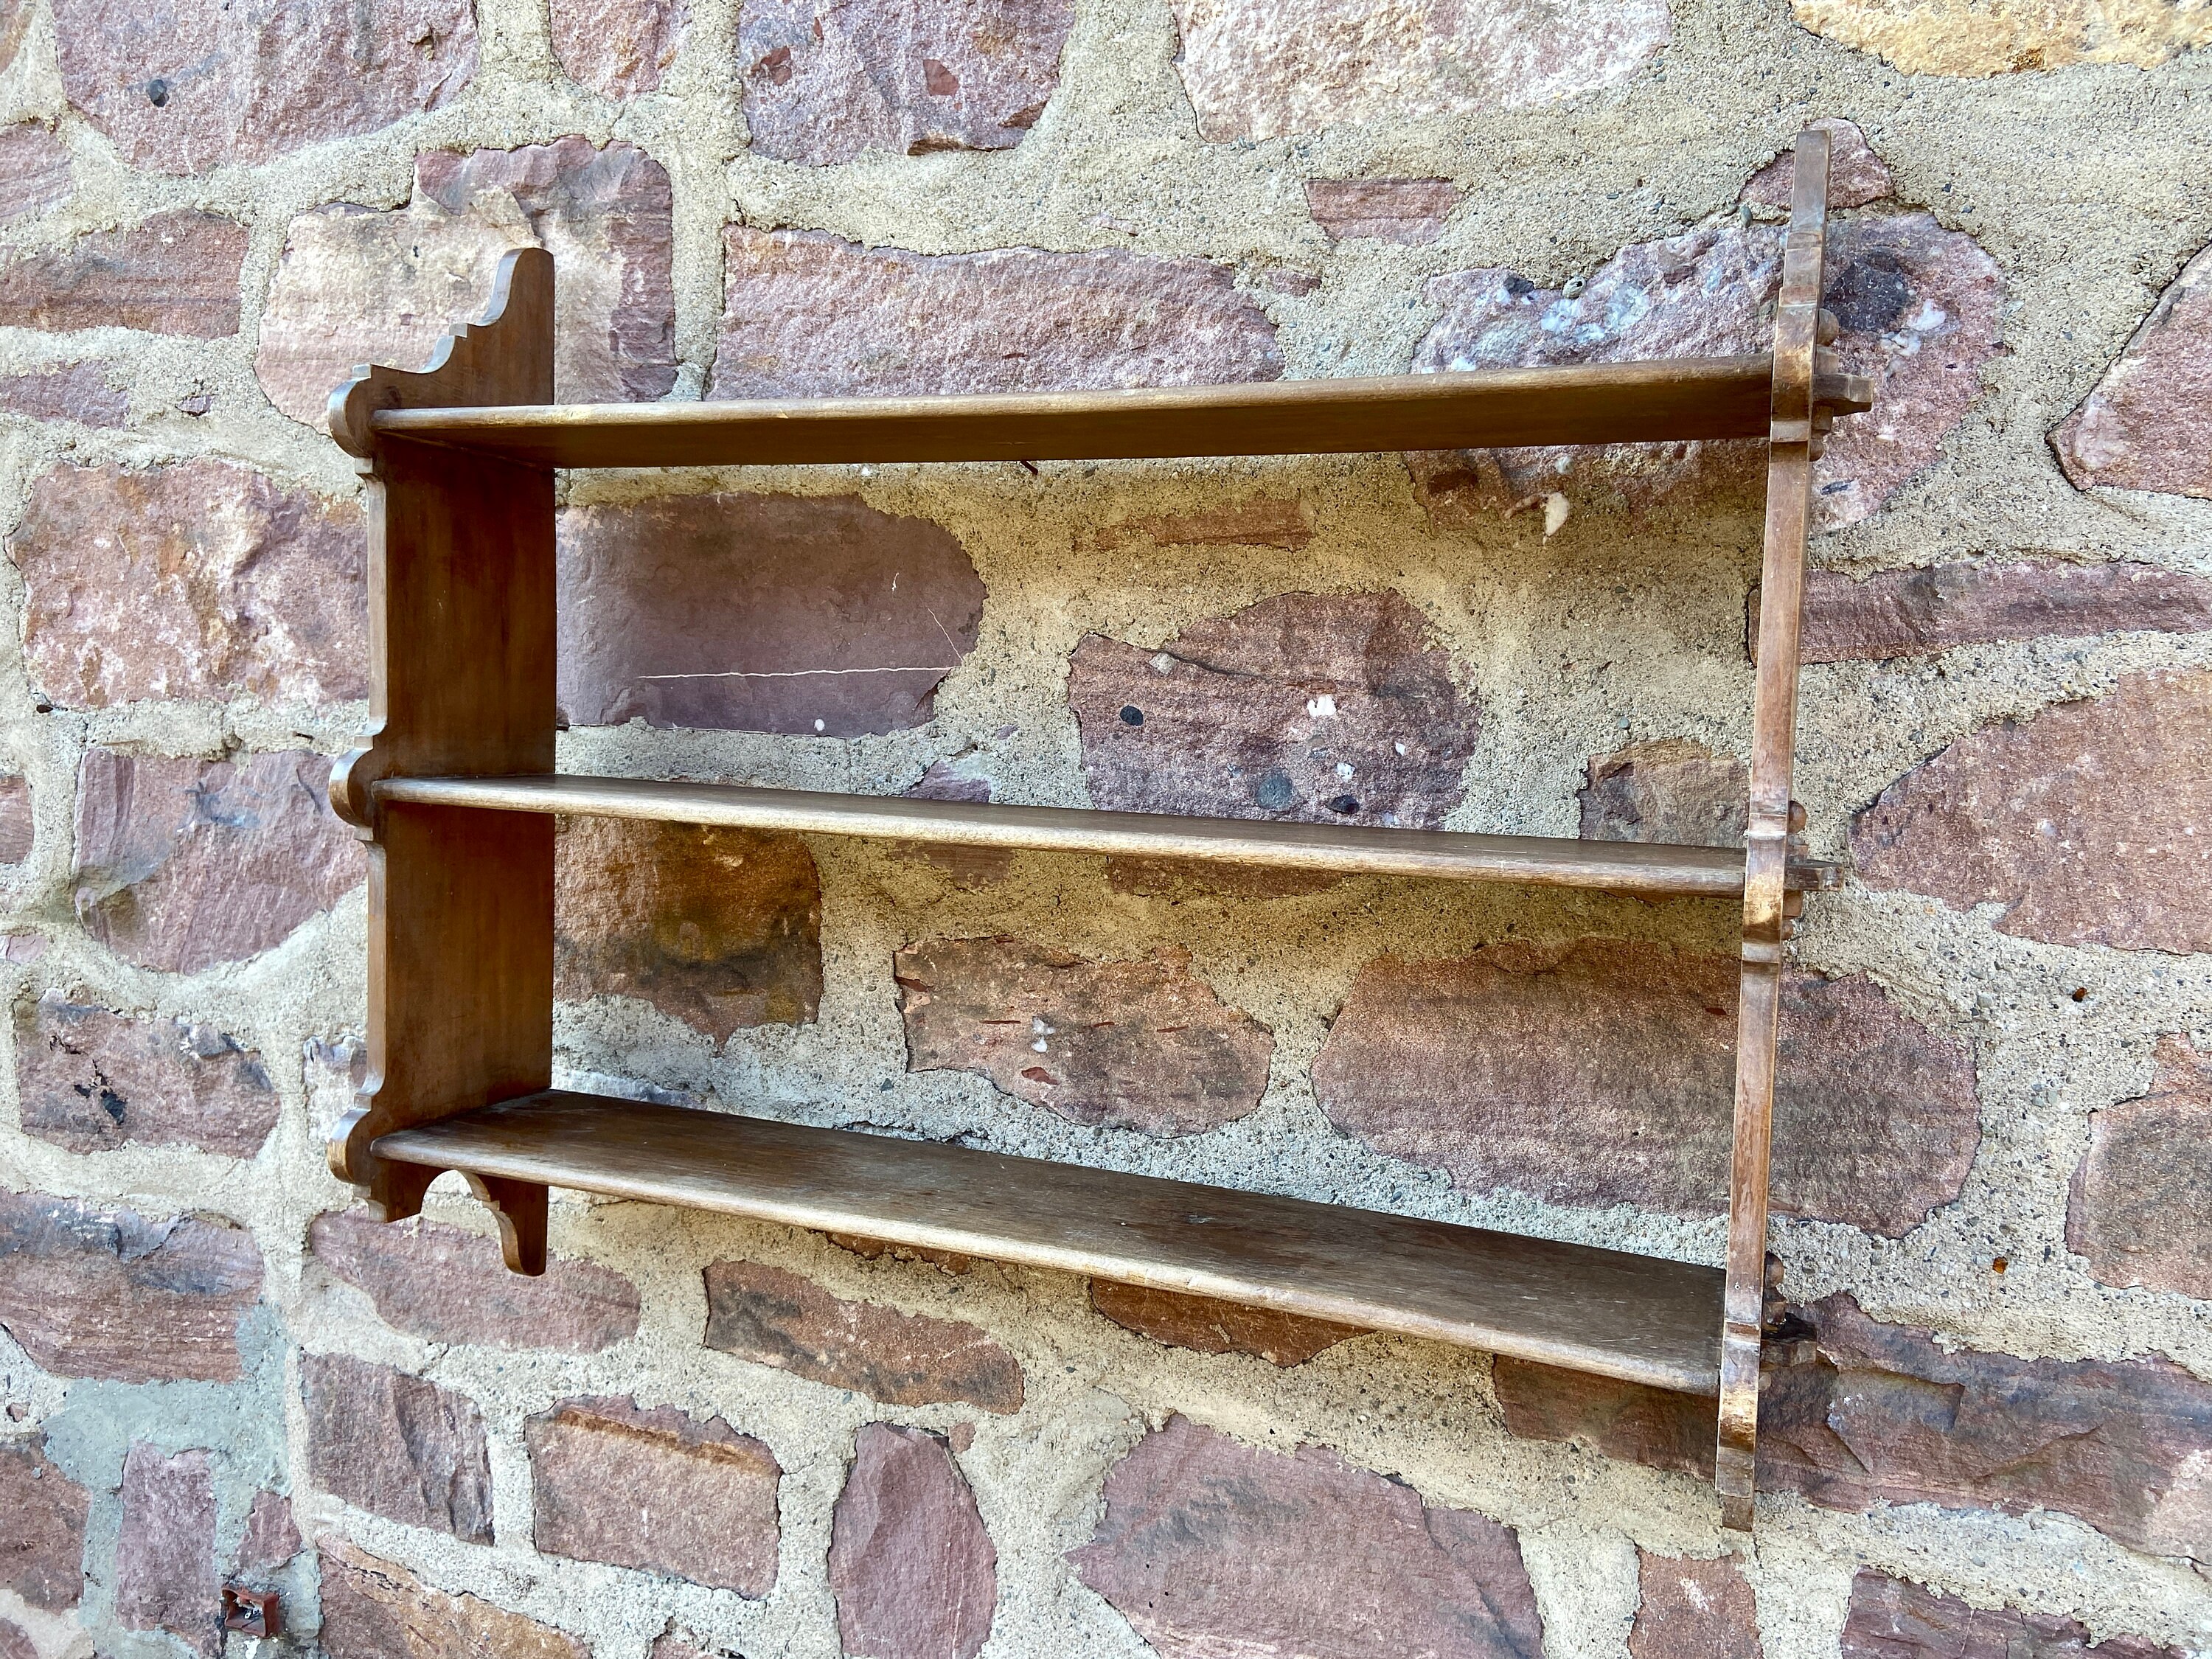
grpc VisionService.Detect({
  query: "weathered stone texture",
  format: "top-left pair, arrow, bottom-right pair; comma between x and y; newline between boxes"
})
1579,739 -> 1747,846
302,1354 -> 495,1543
2068,1035 -> 2212,1299
15,991 -> 279,1158
553,0 -> 686,97
0,776 -> 29,863
528,1395 -> 782,1594
1741,119 -> 1892,210
703,1258 -> 1024,1413
1413,209 -> 2001,532
1307,178 -> 1464,243
1074,496 -> 1312,553
1314,942 -> 1978,1236
0,124 -> 69,220
258,139 -> 675,424
556,817 -> 822,1039
740,0 -> 1071,164
712,229 -> 1281,397
1088,1281 -> 1364,1366
1070,591 -> 1481,830
0,212 -> 246,336
1851,669 -> 2212,954
310,1209 -> 641,1351
1631,1552 -> 1761,1659
16,460 -> 364,708
1789,558 -> 2212,663
0,1192 -> 262,1382
1841,1571 -> 2183,1658
234,1489 -> 303,1576
53,0 -> 475,171
1070,1415 -> 1545,1658
72,748 -> 366,974
0,1621 -> 32,1659
829,1423 -> 996,1659
2053,243 -> 2212,498
1791,0 -> 2212,74
0,1437 -> 88,1610
320,1540 -> 591,1659
827,1231 -> 976,1274
897,762 -> 1013,888
116,1444 -> 220,1658
558,493 -> 984,736
0,365 -> 128,425
1168,0 -> 1666,141
896,936 -> 1274,1137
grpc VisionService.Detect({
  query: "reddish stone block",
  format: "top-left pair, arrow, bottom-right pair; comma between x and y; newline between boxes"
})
1088,1281 -> 1363,1365
557,493 -> 983,737
0,776 -> 31,864
0,125 -> 69,220
528,1396 -> 782,1594
1851,669 -> 2212,953
896,936 -> 1273,1138
1840,1570 -> 2183,1658
740,0 -> 1071,164
53,0 -> 474,172
319,1540 -> 590,1659
1579,739 -> 1747,846
309,1209 -> 641,1351
897,763 -> 1013,888
2069,1035 -> 2212,1298
703,1258 -> 1024,1413
16,459 -> 364,708
552,0 -> 686,97
0,1192 -> 262,1382
302,1354 -> 494,1543
1631,1552 -> 1761,1659
0,365 -> 127,425
115,1444 -> 220,1658
0,1437 -> 88,1611
1069,591 -> 1481,830
0,1621 -> 33,1659
712,229 -> 1281,398
257,139 -> 675,423
15,991 -> 279,1158
0,212 -> 245,337
72,748 -> 366,974
1070,1415 -> 1545,1658
233,1490 -> 303,1576
1074,496 -> 1312,552
1313,941 -> 1979,1236
1306,178 -> 1464,244
1740,119 -> 1893,211
2053,242 -> 2212,499
829,1424 -> 995,1659
827,1233 -> 975,1275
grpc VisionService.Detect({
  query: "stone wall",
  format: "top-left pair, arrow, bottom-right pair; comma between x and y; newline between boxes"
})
1,0 -> 2209,1651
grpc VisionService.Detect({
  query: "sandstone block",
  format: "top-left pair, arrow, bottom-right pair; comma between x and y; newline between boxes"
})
0,1621 -> 32,1659
0,777 -> 27,864
257,139 -> 675,425
72,748 -> 366,974
1785,557 -> 2212,663
703,1258 -> 1023,1413
0,1437 -> 88,1611
1168,0 -> 1666,141
898,763 -> 1013,888
2068,1035 -> 2212,1298
16,459 -> 364,708
1840,1571 -> 2181,1658
1088,1281 -> 1363,1366
2053,243 -> 2212,499
0,212 -> 245,337
310,1209 -> 641,1350
896,936 -> 1273,1138
1632,1552 -> 1760,1659
528,1395 -> 782,1594
0,366 -> 128,425
829,1423 -> 995,1659
1741,119 -> 1891,211
1313,941 -> 1979,1236
558,493 -> 983,736
1851,669 -> 2212,953
116,1444 -> 220,1658
1074,495 -> 1312,553
15,991 -> 279,1158
1070,1415 -> 1545,1658
553,0 -> 686,97
1306,178 -> 1464,243
302,1354 -> 494,1542
0,125 -> 69,220
740,0 -> 1071,164
0,1192 -> 262,1382
713,229 -> 1281,397
1070,590 -> 1481,830
234,1490 -> 303,1576
1790,0 -> 2212,74
320,1540 -> 590,1659
1579,739 -> 1747,846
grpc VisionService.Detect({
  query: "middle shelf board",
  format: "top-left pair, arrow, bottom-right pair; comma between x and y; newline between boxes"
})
376,1091 -> 1728,1396
375,774 -> 1844,898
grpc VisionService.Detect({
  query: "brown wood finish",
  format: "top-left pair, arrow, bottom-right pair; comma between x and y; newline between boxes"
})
374,773 -> 1846,897
376,1092 -> 1728,1396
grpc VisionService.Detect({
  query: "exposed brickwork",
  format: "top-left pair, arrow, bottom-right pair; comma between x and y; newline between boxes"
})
829,1423 -> 996,1659
0,1437 -> 88,1611
319,1540 -> 591,1659
2068,1035 -> 2212,1298
302,1354 -> 495,1543
2053,242 -> 2212,498
15,991 -> 279,1158
0,212 -> 246,336
1088,1281 -> 1364,1365
115,1444 -> 220,1658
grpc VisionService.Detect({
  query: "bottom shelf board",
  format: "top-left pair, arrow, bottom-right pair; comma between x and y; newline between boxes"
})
375,1091 -> 1725,1398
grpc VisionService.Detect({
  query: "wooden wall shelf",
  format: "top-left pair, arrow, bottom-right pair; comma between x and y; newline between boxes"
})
324,130 -> 1869,1533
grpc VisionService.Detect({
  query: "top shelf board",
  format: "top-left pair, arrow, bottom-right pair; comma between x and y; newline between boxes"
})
368,356 -> 1812,470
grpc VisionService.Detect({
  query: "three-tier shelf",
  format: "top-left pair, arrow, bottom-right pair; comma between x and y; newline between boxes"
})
325,131 -> 1871,1530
